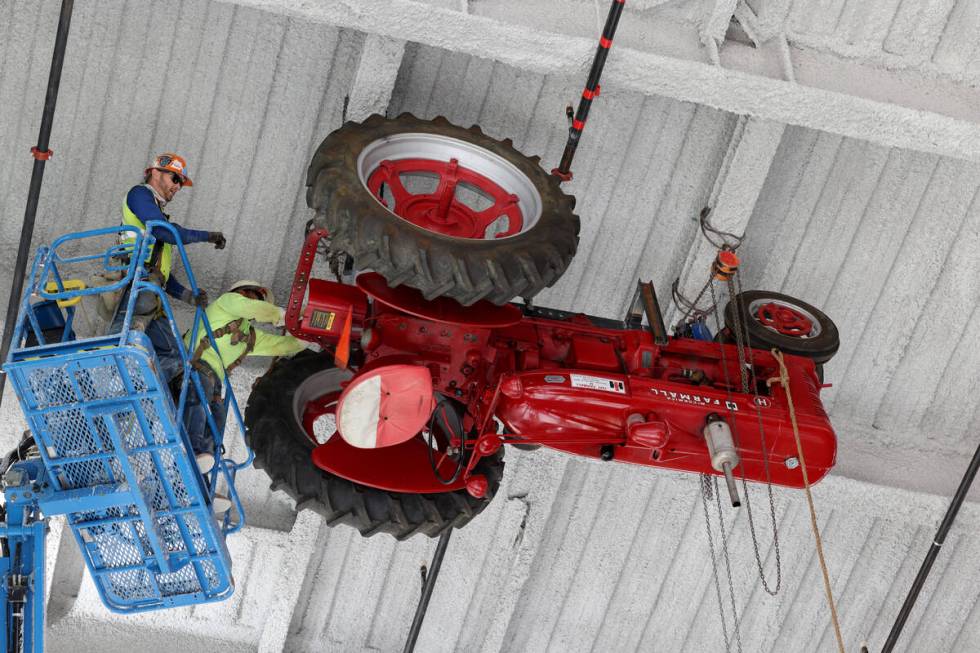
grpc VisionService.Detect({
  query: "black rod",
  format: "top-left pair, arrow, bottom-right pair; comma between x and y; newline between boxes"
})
881,435 -> 980,652
403,528 -> 453,653
552,0 -> 626,181
0,0 -> 74,408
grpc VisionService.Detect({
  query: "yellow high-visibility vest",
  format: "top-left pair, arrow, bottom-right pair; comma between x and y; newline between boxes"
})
121,193 -> 173,280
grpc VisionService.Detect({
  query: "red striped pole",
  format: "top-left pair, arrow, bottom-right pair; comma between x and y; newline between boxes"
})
553,0 -> 626,181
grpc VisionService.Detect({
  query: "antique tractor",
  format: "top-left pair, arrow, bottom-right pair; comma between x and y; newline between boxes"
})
244,114 -> 840,540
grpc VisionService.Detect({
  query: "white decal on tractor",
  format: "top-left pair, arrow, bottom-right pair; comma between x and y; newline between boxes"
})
570,374 -> 626,394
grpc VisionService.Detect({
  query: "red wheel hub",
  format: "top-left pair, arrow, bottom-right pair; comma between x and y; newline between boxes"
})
302,391 -> 341,444
755,302 -> 813,337
366,158 -> 523,239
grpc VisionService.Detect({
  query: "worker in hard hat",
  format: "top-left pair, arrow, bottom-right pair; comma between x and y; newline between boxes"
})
111,152 -> 227,383
183,281 -> 309,468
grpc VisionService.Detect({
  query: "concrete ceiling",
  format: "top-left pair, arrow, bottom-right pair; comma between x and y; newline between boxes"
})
1,0 -> 979,651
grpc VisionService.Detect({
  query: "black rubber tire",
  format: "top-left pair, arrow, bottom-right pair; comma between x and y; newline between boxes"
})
724,290 -> 840,364
306,113 -> 580,306
244,351 -> 504,540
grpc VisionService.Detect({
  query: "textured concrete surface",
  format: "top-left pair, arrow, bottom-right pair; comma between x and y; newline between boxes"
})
225,0 -> 980,161
2,0 -> 980,651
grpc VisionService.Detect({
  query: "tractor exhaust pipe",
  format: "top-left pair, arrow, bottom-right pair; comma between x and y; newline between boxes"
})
704,413 -> 741,507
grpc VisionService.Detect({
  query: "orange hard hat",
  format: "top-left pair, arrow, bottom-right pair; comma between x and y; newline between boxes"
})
146,152 -> 193,186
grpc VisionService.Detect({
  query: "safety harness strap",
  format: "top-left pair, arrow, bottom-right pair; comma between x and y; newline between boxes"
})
191,317 -> 257,376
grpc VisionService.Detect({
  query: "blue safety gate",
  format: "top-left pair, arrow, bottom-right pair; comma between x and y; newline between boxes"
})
2,223 -> 252,615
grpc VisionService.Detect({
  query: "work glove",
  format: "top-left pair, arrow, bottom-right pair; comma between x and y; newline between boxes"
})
208,232 -> 227,250
273,307 -> 287,328
179,288 -> 209,307
192,289 -> 209,308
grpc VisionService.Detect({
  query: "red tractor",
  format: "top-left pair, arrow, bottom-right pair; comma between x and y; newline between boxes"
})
244,114 -> 840,539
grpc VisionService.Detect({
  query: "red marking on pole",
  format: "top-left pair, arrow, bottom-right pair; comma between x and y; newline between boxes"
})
551,167 -> 573,182
30,147 -> 53,160
582,88 -> 596,100
572,119 -> 585,130
600,36 -> 612,48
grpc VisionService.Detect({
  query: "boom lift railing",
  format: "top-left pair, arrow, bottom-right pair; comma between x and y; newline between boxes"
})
0,224 -> 253,651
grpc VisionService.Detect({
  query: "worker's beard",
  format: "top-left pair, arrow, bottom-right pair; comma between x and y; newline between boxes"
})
145,182 -> 169,206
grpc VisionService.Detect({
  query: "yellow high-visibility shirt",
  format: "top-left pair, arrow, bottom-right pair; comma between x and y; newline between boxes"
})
186,292 -> 307,380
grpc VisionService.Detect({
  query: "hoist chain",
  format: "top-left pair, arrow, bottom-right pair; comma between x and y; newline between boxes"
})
671,276 -> 716,326
708,277 -> 783,596
725,279 -> 750,394
714,474 -> 743,653
700,474 -> 742,653
699,207 -> 744,251
732,271 -> 782,595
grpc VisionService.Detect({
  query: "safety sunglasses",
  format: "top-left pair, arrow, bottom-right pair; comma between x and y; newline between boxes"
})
167,171 -> 184,186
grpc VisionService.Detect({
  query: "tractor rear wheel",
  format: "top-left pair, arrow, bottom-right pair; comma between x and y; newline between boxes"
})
245,351 -> 504,539
724,290 -> 840,364
306,113 -> 580,306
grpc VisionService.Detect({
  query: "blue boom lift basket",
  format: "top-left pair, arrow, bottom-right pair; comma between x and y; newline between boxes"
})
2,224 -> 252,614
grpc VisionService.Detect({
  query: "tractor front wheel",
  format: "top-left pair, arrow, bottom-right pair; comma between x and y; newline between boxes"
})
245,351 -> 504,539
723,290 -> 840,364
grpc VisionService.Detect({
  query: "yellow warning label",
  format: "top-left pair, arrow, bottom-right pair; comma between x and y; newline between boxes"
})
310,310 -> 336,331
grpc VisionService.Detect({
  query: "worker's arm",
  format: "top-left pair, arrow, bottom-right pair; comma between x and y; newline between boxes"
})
163,275 -> 206,304
251,328 -> 309,358
214,292 -> 284,324
126,186 -> 211,244
164,275 -> 189,301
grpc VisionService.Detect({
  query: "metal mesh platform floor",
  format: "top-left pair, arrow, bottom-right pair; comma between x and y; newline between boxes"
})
6,334 -> 233,612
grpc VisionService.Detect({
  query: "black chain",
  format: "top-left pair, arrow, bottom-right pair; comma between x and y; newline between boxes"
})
709,278 -> 783,596
671,276 -> 717,326
700,474 -> 735,653
699,207 -> 743,251
725,278 -> 750,394
713,475 -> 744,653
733,271 -> 782,595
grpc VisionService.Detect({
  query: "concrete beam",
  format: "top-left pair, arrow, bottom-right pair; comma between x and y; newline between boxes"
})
256,511 -> 321,652
669,115 -> 785,326
345,34 -> 406,122
44,518 -> 86,624
699,0 -> 739,64
834,420 -> 980,503
220,0 -> 980,162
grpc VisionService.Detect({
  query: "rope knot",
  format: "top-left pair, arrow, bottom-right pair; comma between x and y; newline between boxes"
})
766,349 -> 789,388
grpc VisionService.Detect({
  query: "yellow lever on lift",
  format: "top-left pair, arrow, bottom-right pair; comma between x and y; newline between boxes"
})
44,279 -> 86,307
